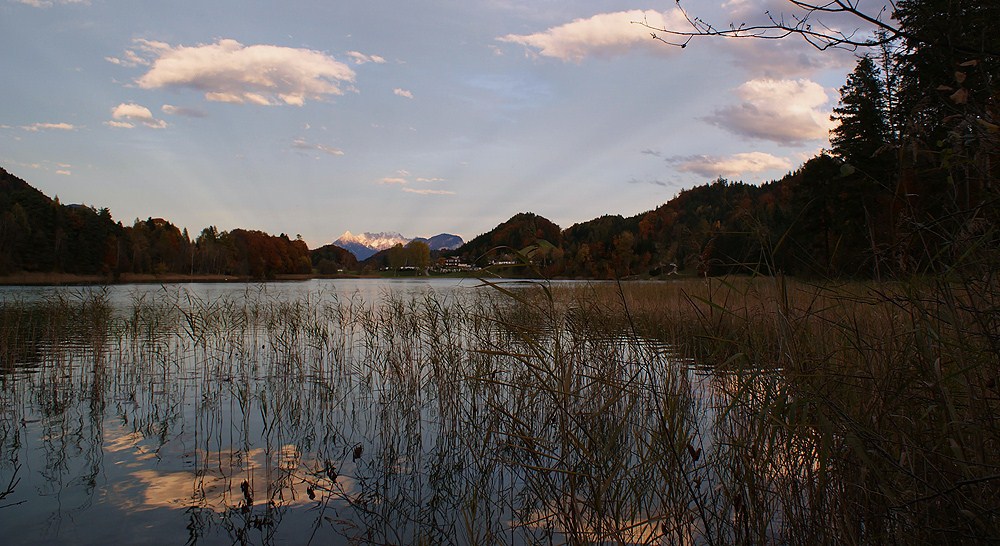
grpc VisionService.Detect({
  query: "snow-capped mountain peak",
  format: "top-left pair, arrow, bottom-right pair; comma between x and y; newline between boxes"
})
336,231 -> 409,249
334,231 -> 411,261
333,230 -> 465,260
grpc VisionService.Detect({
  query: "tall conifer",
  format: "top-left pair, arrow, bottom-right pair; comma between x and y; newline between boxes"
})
830,55 -> 889,170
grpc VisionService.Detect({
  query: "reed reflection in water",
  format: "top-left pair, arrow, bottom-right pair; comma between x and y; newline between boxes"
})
0,279 -> 794,545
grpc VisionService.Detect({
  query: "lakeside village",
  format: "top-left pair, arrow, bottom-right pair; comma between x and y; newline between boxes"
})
380,255 -> 514,275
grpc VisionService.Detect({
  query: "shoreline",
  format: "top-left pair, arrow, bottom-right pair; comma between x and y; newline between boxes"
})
0,271 -> 677,287
0,272 -> 359,286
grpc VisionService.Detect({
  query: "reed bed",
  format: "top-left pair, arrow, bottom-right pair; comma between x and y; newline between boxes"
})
0,276 -> 997,545
579,275 -> 1000,544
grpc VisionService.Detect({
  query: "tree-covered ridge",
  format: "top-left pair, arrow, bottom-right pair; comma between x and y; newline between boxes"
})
0,167 -> 119,275
466,178 -> 792,279
453,212 -> 562,266
311,243 -> 359,274
0,167 -> 315,279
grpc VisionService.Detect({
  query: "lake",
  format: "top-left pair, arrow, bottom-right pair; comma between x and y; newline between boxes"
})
1,278 -> 714,545
3,276 -> 989,544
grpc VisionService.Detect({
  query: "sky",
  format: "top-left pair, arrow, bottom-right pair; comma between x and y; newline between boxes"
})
1,0 -> 874,248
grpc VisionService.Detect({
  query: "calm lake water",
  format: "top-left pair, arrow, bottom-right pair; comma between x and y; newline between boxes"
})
0,277 -> 480,306
0,278 -> 703,545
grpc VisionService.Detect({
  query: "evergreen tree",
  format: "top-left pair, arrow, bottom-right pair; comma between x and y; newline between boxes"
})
892,0 -> 999,271
874,30 -> 906,146
830,55 -> 889,169
895,0 -> 1000,123
830,53 -> 907,276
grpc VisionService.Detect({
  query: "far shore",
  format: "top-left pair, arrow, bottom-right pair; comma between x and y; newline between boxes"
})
0,271 -> 365,286
0,270 -> 681,287
0,270 -> 510,286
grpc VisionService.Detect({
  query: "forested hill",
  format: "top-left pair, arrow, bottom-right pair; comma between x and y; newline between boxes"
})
0,167 -> 314,279
451,144 -> 991,281
419,194 -> 778,277
451,212 -> 562,266
311,243 -> 359,274
0,166 -> 120,275
544,157 -> 891,279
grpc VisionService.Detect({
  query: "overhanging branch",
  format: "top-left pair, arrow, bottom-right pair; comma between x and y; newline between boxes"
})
634,1 -> 932,54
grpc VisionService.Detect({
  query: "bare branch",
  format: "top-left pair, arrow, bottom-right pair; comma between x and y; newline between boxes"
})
634,0 -> 907,53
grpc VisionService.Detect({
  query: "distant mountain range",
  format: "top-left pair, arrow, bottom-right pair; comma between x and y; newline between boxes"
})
333,231 -> 464,260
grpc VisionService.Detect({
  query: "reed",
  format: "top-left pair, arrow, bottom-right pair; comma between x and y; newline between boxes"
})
0,276 -> 997,544
602,275 -> 1000,544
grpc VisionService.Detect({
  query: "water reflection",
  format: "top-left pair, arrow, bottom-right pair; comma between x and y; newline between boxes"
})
0,279 -> 733,545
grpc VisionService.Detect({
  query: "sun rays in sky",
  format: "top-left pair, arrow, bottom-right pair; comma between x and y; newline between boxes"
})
1,1 -> 866,246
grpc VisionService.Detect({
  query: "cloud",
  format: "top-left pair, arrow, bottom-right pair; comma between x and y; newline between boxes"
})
498,9 -> 687,62
675,0 -> 856,77
14,0 -> 88,7
345,51 -> 386,65
718,0 -> 888,46
704,78 -> 834,146
721,0 -> 755,14
719,0 -> 802,22
105,49 -> 148,67
393,88 -> 414,99
720,35 -> 853,78
106,39 -> 171,68
628,177 -> 668,187
376,172 -> 454,196
108,102 -> 167,129
6,160 -> 73,175
402,188 -> 456,196
291,138 -> 344,157
161,104 -> 206,118
640,149 -> 662,157
130,38 -> 356,106
669,151 -> 792,178
21,122 -> 78,132
9,161 -> 43,170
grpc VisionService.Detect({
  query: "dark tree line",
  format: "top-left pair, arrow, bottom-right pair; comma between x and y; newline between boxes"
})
311,243 -> 359,274
0,170 -> 120,275
0,167 -> 311,279
191,226 -> 311,278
